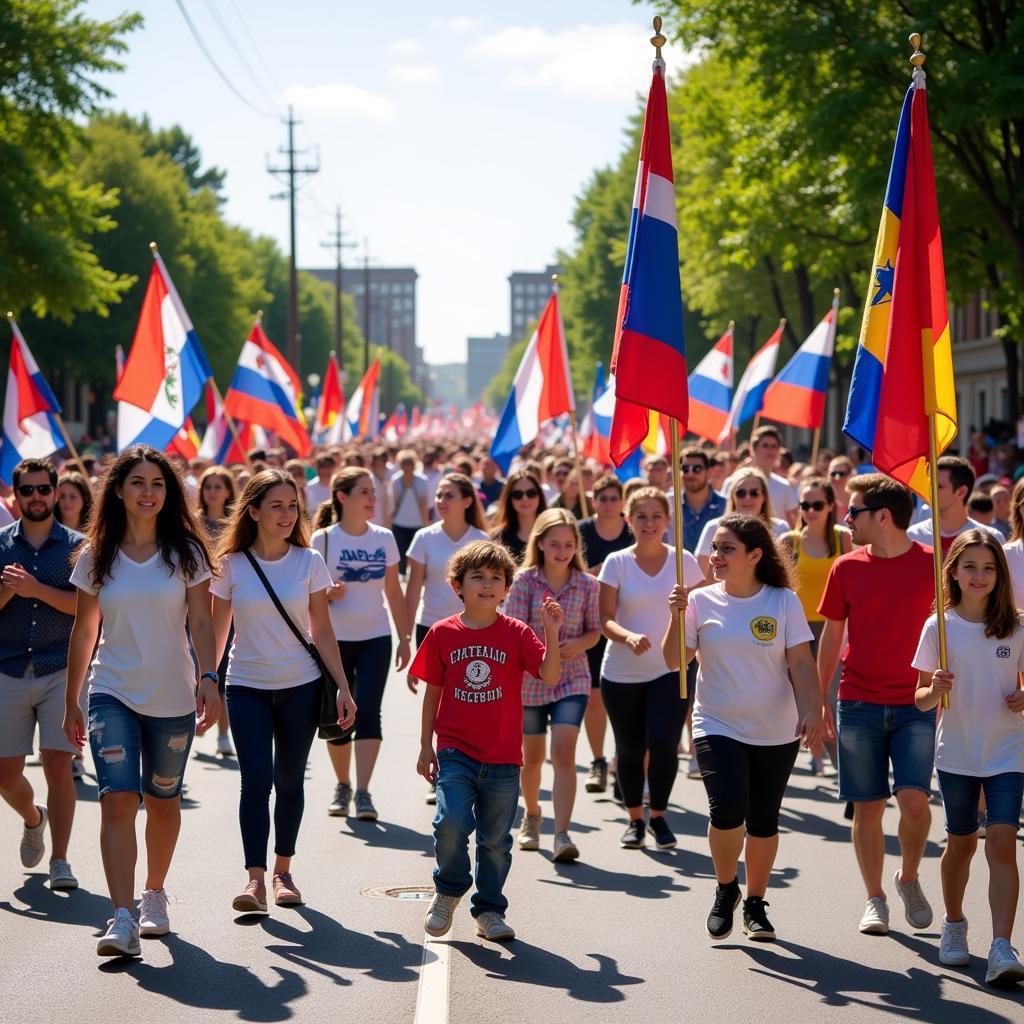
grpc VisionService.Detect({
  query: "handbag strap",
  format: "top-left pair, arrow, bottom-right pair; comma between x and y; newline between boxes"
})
242,550 -> 313,653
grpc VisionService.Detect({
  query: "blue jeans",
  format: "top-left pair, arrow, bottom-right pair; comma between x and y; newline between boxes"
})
433,747 -> 520,917
226,681 -> 320,869
836,700 -> 936,802
937,770 -> 1024,835
522,693 -> 588,735
87,693 -> 195,799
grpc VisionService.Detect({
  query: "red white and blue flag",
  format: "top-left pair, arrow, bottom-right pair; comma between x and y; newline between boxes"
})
686,325 -> 733,442
167,418 -> 201,461
114,251 -> 212,452
719,324 -> 783,441
313,353 -> 345,445
761,295 -> 839,431
490,289 -> 575,473
224,320 -> 310,456
609,58 -> 688,467
1,317 -> 65,483
343,358 -> 381,441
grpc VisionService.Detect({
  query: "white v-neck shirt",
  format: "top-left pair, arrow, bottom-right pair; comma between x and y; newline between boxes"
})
407,521 -> 490,627
71,544 -> 211,717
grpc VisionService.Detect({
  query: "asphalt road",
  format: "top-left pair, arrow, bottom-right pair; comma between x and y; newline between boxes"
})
0,666 -> 1021,1024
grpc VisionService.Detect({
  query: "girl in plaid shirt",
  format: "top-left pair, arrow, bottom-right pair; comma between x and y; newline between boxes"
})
505,509 -> 600,864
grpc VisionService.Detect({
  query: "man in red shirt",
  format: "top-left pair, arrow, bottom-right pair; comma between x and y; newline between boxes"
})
818,474 -> 937,937
412,540 -> 562,943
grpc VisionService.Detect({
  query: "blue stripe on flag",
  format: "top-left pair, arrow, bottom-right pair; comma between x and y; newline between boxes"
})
843,347 -> 884,451
490,390 -> 525,474
775,351 -> 831,394
230,365 -> 299,421
621,217 -> 685,357
688,376 -> 731,410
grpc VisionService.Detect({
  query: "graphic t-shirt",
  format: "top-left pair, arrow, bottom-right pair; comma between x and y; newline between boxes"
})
818,542 -> 935,705
409,613 -> 546,765
312,522 -> 399,641
913,611 -> 1024,776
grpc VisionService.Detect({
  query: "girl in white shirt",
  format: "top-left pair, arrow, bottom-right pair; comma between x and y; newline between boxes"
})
64,446 -> 220,958
913,530 -> 1024,983
598,487 -> 704,853
664,513 -> 823,945
211,470 -> 355,915
311,468 -> 410,823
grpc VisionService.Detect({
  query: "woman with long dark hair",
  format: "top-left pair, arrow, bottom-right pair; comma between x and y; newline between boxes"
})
55,471 -> 93,532
1001,477 -> 1024,607
211,470 -> 355,913
64,446 -> 220,958
491,469 -> 548,564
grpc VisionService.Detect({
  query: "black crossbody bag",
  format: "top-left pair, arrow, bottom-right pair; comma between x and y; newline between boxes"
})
243,550 -> 350,742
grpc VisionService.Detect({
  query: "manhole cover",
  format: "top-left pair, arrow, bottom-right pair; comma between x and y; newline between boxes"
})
364,886 -> 434,901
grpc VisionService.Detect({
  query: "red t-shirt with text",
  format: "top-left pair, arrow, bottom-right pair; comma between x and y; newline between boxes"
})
410,612 -> 546,765
817,541 -> 935,705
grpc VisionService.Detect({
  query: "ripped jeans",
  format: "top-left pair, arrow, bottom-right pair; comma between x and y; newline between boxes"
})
88,692 -> 195,799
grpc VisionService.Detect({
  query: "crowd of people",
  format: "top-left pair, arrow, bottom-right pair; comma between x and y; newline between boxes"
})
0,424 -> 1022,986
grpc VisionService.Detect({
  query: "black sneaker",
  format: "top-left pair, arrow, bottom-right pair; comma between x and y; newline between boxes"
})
648,816 -> 677,850
741,896 -> 776,941
620,819 -> 646,848
706,880 -> 741,940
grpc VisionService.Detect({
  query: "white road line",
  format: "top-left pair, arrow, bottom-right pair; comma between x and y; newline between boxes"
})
414,938 -> 451,1024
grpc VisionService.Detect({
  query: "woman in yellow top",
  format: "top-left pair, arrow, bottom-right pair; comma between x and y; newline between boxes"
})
782,476 -> 851,773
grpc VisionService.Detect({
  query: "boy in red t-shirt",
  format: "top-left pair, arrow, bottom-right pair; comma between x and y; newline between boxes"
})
411,540 -> 562,942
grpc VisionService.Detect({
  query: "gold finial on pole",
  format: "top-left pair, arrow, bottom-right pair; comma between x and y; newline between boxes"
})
5,311 -> 13,321
256,309 -> 263,323
149,241 -> 158,254
651,16 -> 666,59
551,273 -> 559,291
834,287 -> 841,298
727,319 -> 735,330
909,32 -> 925,67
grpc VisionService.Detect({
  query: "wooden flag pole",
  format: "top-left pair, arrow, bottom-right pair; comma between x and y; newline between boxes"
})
810,427 -> 821,469
669,421 -> 687,699
927,411 -> 950,710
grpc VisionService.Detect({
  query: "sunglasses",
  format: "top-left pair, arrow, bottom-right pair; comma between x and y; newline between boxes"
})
830,469 -> 851,479
799,500 -> 828,512
680,465 -> 705,475
846,504 -> 880,519
596,493 -> 622,503
510,488 -> 539,501
733,488 -> 763,499
17,484 -> 54,496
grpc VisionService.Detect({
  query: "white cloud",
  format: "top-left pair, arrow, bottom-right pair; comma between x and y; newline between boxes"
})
393,64 -> 439,84
472,23 -> 693,102
283,83 -> 395,120
449,16 -> 480,31
388,38 -> 422,55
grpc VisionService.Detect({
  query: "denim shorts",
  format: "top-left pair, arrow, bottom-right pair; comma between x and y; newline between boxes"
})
522,694 -> 588,736
937,770 -> 1024,835
88,692 -> 195,799
836,700 -> 936,802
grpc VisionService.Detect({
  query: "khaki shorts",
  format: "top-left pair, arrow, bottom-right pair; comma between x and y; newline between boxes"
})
0,667 -> 77,757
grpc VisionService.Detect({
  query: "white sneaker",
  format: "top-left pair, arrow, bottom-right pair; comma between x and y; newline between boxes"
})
859,896 -> 890,935
686,757 -> 701,780
893,869 -> 933,929
19,805 -> 47,868
986,938 -> 1024,986
424,893 -> 460,937
475,911 -> 515,942
49,858 -> 78,891
216,734 -> 235,757
96,908 -> 141,957
139,888 -> 170,936
939,916 -> 970,966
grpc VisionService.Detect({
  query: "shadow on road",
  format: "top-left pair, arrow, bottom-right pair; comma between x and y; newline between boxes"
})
193,750 -> 240,772
777,806 -> 943,859
337,819 -> 434,857
537,859 -> 690,899
0,874 -> 111,928
450,939 -> 644,1002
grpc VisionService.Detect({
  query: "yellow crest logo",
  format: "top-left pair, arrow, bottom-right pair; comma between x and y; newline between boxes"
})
750,616 -> 778,642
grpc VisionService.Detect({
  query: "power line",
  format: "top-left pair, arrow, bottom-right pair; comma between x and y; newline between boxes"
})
173,0 -> 277,119
227,0 -> 284,95
202,0 -> 281,114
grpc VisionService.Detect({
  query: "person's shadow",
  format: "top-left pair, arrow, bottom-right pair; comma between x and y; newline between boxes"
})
0,874 -> 112,928
337,819 -> 434,857
449,938 -> 644,1003
537,858 -> 690,900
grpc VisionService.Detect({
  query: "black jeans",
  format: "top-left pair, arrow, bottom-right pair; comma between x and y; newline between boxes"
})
600,672 -> 690,811
391,524 -> 420,574
226,681 -> 320,869
327,635 -> 392,746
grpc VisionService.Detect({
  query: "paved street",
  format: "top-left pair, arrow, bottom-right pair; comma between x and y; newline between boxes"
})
1,666 -> 1021,1024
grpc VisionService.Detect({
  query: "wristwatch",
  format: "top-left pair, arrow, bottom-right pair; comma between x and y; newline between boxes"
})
200,671 -> 220,686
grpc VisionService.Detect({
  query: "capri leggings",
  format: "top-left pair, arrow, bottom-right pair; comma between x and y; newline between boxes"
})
327,634 -> 392,746
600,672 -> 689,811
694,734 -> 800,837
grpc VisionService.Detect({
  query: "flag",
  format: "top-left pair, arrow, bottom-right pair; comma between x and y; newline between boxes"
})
687,325 -> 733,442
1,317 -> 65,483
115,251 -> 212,452
313,353 -> 345,444
343,358 -> 381,441
490,290 -> 575,473
199,385 -> 265,465
719,324 -> 783,441
590,375 -> 644,480
761,294 -> 839,431
608,57 -> 688,466
580,362 -> 607,461
843,74 -> 956,497
410,405 -> 422,437
223,320 -> 311,456
167,418 -> 201,460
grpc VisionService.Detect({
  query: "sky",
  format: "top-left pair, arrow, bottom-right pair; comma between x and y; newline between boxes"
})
84,1 -> 688,366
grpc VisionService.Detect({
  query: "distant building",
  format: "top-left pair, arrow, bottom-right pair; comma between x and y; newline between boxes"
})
427,362 -> 468,408
467,333 -> 511,400
509,264 -> 560,343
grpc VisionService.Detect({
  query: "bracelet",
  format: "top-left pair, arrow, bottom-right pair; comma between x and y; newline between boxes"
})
199,671 -> 220,685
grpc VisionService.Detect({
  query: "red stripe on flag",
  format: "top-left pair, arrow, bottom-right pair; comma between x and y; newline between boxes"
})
114,262 -> 167,408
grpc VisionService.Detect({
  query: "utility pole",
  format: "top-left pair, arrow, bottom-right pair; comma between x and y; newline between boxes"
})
268,106 -> 319,372
319,207 -> 356,366
362,237 -> 371,375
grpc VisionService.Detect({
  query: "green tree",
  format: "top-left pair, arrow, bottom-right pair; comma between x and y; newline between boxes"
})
0,0 -> 139,319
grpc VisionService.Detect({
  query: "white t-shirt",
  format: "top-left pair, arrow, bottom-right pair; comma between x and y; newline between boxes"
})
686,583 -> 812,745
906,517 -> 1004,547
598,546 -> 703,683
1004,539 -> 1024,609
391,472 -> 429,528
912,610 -> 1024,776
210,546 -> 332,689
311,521 -> 399,641
305,478 -> 331,511
695,516 -> 790,558
723,471 -> 796,516
371,472 -> 393,525
406,521 -> 490,627
424,468 -> 443,521
71,544 -> 211,717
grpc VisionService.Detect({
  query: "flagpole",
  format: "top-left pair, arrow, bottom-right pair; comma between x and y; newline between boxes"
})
810,428 -> 821,468
669,419 -> 687,699
551,274 -> 590,519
